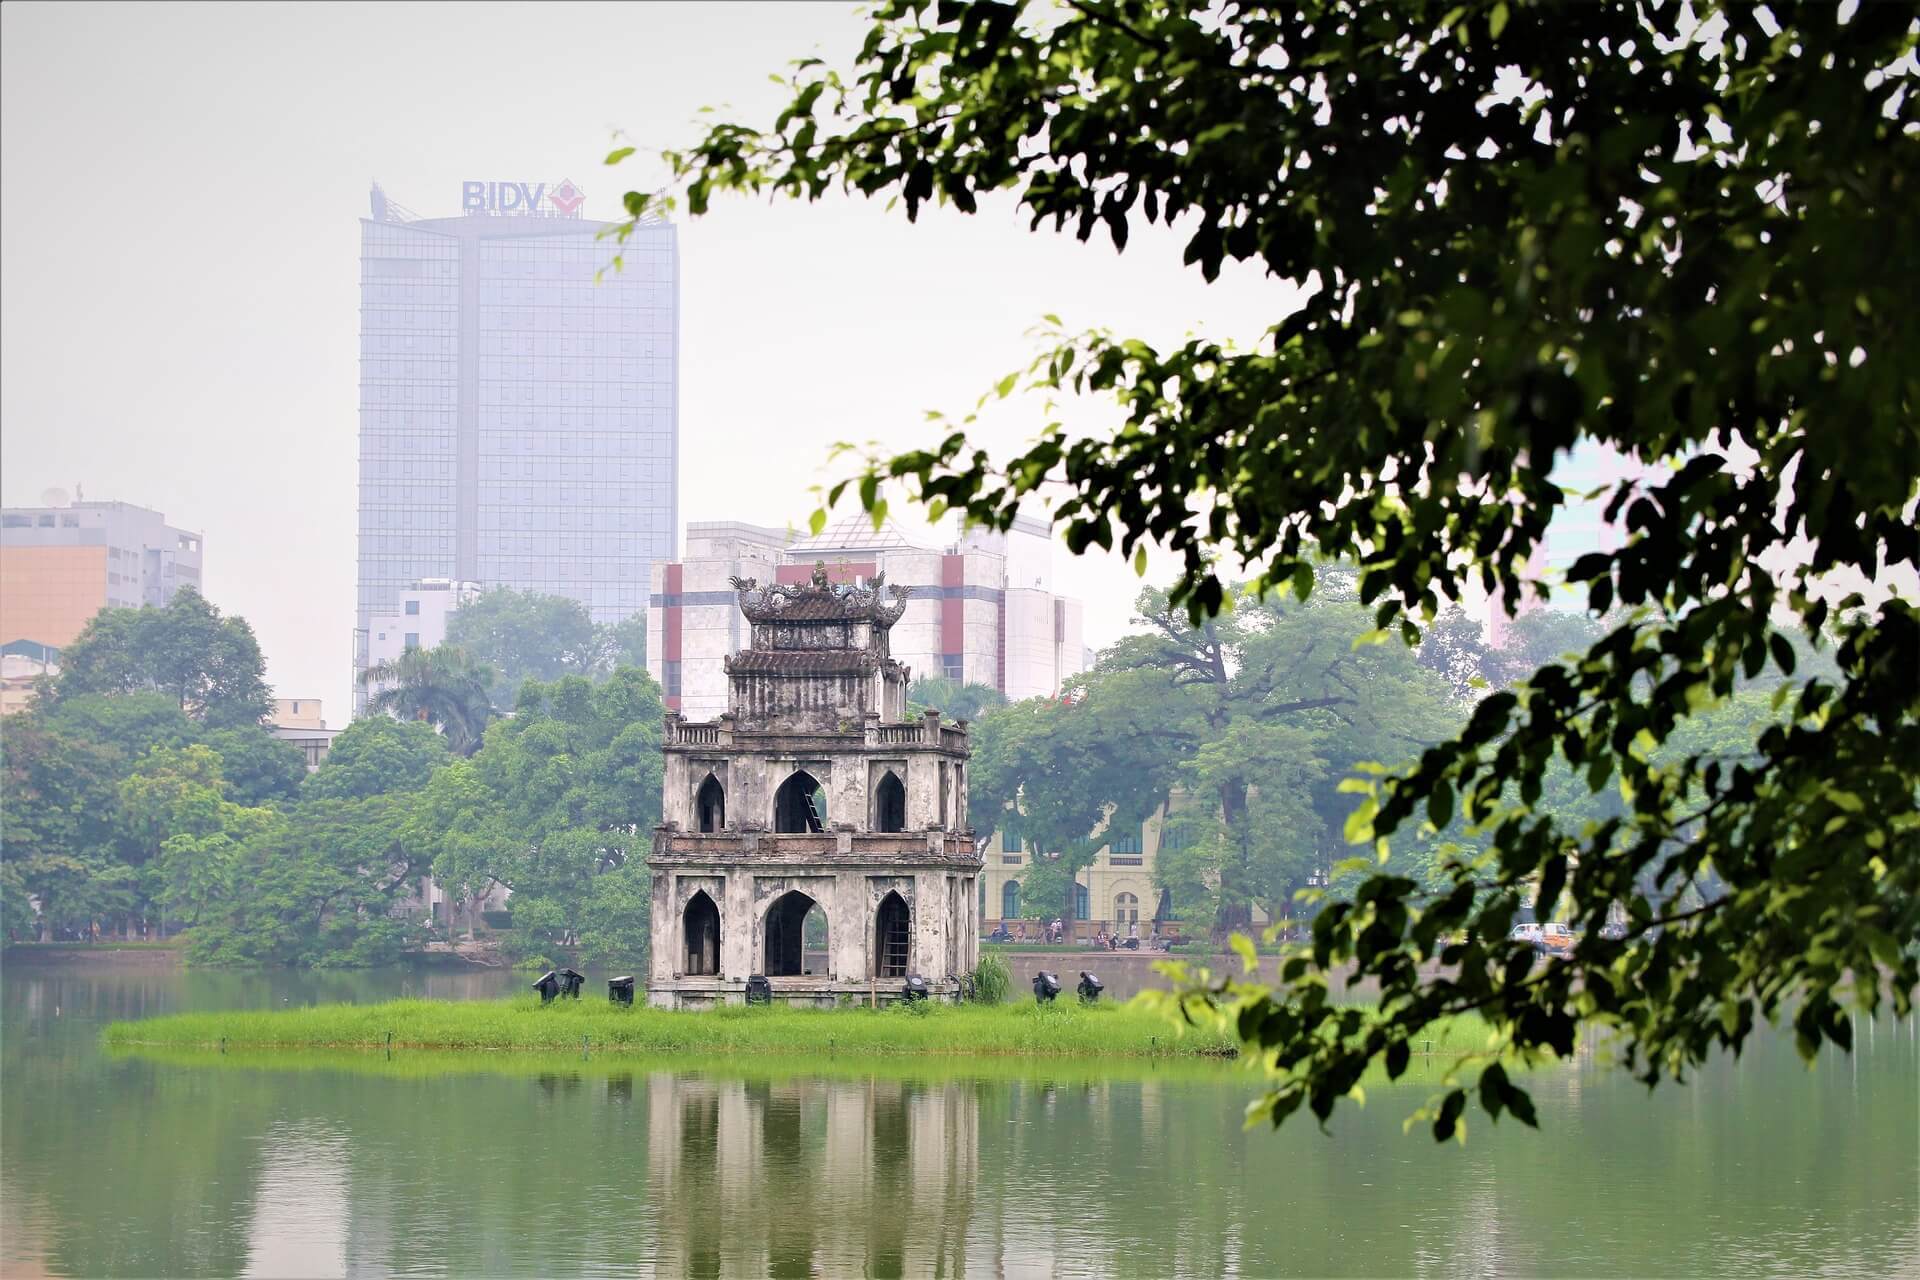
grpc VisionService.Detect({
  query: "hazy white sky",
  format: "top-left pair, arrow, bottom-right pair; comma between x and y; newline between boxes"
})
1,1 -> 1285,719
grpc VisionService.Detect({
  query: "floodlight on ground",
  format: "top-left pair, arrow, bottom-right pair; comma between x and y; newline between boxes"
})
533,970 -> 560,1004
1077,971 -> 1104,1003
608,976 -> 636,1006
902,974 -> 930,1002
558,968 -> 586,998
745,974 -> 772,1005
1033,971 -> 1061,1003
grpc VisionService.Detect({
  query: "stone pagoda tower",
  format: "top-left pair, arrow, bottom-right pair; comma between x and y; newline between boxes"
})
646,563 -> 981,1008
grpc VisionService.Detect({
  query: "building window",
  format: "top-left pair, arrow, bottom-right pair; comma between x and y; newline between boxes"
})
662,660 -> 681,697
1115,892 -> 1140,927
1001,879 -> 1020,919
405,600 -> 420,615
1110,856 -> 1143,866
942,654 -> 963,681
1073,882 -> 1089,919
1000,829 -> 1021,853
1110,825 -> 1144,855
1002,854 -> 1022,865
404,632 -> 420,650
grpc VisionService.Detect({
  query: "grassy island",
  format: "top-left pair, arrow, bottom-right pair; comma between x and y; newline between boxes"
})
103,995 -> 1251,1060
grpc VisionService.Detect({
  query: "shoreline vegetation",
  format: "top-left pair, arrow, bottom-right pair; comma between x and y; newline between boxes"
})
102,995 -> 1496,1066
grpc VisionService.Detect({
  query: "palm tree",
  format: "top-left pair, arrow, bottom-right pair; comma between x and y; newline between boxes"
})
360,645 -> 497,755
905,676 -> 1008,724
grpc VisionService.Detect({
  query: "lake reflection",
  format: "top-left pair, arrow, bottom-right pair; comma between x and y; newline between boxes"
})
2,966 -> 1916,1278
645,1075 -> 975,1277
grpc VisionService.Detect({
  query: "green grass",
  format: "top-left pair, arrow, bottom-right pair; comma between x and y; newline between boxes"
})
103,995 -> 1242,1059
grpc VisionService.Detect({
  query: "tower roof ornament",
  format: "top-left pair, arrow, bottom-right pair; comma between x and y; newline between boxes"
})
728,563 -> 912,628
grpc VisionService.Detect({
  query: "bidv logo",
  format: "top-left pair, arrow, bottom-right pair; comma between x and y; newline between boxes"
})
461,179 -> 586,219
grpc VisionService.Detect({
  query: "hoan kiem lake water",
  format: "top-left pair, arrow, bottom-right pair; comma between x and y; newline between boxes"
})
1,962 -> 1914,1278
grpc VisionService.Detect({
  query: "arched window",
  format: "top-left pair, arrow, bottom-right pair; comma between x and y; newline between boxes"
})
774,770 -> 826,833
875,771 -> 907,833
1072,882 -> 1089,919
1001,879 -> 1020,920
979,877 -> 988,919
1114,892 -> 1139,926
764,890 -> 821,977
683,890 -> 719,976
695,774 -> 725,833
874,891 -> 910,979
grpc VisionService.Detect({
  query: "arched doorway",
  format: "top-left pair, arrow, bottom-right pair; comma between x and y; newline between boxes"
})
695,774 -> 725,833
1001,879 -> 1020,920
764,890 -> 824,977
874,891 -> 910,979
875,771 -> 906,833
774,770 -> 826,833
683,890 -> 719,976
1114,892 -> 1139,930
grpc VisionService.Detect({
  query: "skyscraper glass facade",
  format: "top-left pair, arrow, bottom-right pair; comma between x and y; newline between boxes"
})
355,186 -> 678,696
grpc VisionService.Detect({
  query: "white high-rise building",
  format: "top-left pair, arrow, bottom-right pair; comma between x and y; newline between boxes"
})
353,180 -> 678,704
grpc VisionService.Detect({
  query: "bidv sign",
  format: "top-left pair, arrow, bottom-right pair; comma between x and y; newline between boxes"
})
461,179 -> 587,219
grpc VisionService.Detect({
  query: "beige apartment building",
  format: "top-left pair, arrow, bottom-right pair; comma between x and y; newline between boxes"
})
0,496 -> 204,650
978,805 -> 1179,940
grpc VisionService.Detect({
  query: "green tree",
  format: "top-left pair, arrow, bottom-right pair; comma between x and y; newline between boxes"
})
186,796 -> 422,968
445,588 -> 602,704
40,691 -> 197,759
360,645 -> 497,756
0,716 -> 125,939
597,610 -> 649,674
906,676 -> 1007,723
51,588 -> 271,727
199,727 -> 306,808
302,716 -> 451,802
1097,582 -> 1458,935
413,669 -> 667,962
969,681 -> 1176,937
116,744 -> 274,928
615,0 -> 1919,1137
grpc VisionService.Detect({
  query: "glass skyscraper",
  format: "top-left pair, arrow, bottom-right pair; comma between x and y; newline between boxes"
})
354,181 -> 677,700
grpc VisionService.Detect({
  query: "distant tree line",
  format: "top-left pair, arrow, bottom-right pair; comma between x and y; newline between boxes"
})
2,587 -> 661,967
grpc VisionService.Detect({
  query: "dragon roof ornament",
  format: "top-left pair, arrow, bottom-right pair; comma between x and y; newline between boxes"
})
729,561 -> 912,628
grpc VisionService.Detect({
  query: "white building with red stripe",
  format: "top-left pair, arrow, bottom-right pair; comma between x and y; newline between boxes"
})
647,514 -> 1085,718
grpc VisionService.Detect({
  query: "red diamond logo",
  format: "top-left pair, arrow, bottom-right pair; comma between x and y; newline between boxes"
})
548,180 -> 585,215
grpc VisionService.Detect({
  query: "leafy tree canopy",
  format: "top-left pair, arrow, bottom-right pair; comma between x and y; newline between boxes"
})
411,668 -> 668,964
445,588 -> 602,705
613,0 -> 1920,1138
598,610 -> 649,674
51,588 -> 272,727
303,715 -> 451,802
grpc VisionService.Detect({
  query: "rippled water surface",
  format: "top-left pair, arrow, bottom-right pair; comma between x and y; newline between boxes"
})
2,964 -> 1914,1277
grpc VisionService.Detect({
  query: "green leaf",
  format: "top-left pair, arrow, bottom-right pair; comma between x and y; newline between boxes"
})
1343,799 -> 1378,844
604,146 -> 636,165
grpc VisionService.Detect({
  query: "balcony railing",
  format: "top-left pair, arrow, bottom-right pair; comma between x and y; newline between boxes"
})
667,714 -> 969,751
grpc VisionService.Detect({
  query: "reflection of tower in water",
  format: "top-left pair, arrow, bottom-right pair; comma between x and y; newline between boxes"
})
646,1075 -> 977,1277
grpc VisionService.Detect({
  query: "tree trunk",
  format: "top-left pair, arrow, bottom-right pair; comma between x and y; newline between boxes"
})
1212,778 -> 1254,939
